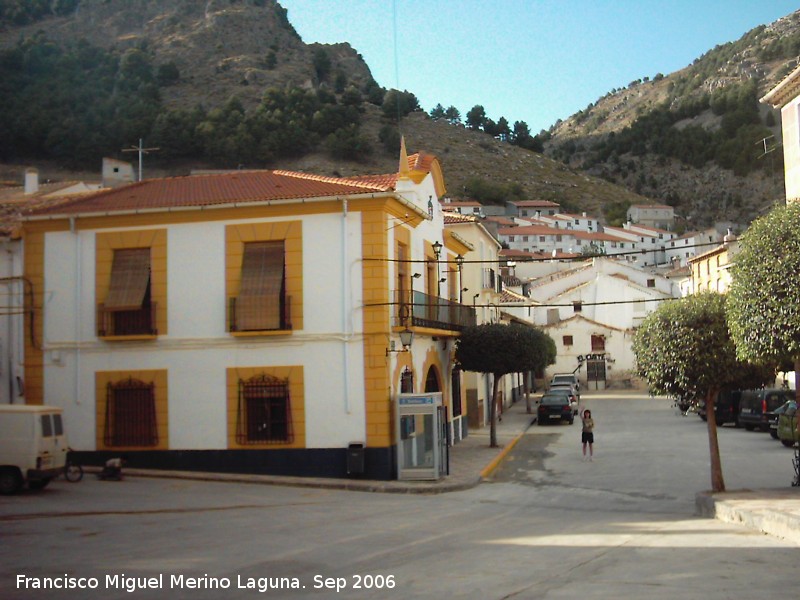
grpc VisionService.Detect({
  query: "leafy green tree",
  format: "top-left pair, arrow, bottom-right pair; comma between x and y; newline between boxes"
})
324,124 -> 371,161
429,103 -> 446,120
312,47 -> 331,81
465,105 -> 486,131
444,106 -> 461,125
381,89 -> 420,121
363,79 -> 385,105
495,116 -> 511,141
456,323 -> 555,447
511,120 -> 532,146
633,293 -> 773,492
464,177 -> 525,205
378,124 -> 401,155
727,202 -> 800,402
156,62 -> 180,86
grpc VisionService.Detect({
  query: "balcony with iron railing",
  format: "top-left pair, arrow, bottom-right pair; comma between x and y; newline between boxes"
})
395,290 -> 476,332
229,295 -> 292,333
97,303 -> 158,337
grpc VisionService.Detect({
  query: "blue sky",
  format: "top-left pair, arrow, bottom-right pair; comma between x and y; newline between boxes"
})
280,1 -> 799,133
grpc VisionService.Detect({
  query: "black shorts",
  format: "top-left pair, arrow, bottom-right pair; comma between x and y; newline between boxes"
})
582,432 -> 594,444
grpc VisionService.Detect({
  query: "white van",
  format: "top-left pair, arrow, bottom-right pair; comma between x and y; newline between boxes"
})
0,405 -> 68,494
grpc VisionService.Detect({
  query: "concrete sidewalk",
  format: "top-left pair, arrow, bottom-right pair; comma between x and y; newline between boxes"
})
123,394 -> 538,494
696,487 -> 800,545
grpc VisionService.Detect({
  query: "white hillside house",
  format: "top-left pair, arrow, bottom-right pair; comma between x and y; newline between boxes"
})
528,258 -> 678,389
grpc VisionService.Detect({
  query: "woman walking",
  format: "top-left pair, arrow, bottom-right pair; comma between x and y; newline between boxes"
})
581,409 -> 594,461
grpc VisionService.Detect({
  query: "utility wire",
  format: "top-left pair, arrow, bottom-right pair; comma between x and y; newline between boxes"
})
365,238 -> 728,264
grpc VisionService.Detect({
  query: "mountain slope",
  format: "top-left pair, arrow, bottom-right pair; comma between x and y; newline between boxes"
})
544,10 -> 800,226
2,1 -> 797,228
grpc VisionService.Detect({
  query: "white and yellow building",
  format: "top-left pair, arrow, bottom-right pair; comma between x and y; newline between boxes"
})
19,150 -> 482,480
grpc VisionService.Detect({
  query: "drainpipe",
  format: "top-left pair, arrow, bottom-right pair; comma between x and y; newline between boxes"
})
342,199 -> 351,414
70,217 -> 81,406
5,246 -> 13,404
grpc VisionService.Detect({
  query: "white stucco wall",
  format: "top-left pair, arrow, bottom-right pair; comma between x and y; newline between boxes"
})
40,211 -> 369,452
782,100 -> 800,201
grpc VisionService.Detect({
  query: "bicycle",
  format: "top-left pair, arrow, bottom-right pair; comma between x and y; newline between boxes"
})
64,449 -> 83,483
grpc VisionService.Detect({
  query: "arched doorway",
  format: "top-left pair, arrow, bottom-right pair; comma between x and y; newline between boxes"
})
424,366 -> 441,392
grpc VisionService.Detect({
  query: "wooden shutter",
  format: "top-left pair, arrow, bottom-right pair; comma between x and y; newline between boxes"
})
105,248 -> 151,310
237,241 -> 285,330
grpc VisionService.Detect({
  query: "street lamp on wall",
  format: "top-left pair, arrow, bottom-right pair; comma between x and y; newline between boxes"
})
432,241 -> 443,297
386,327 -> 414,356
455,254 -> 465,303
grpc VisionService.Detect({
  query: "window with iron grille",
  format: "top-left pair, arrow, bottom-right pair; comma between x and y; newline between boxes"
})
563,335 -> 573,347
104,378 -> 157,447
237,374 -> 292,444
400,367 -> 414,393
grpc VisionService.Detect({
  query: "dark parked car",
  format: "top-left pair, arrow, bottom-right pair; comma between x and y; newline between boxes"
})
777,400 -> 799,448
549,382 -> 580,401
738,389 -> 794,432
537,393 -> 574,426
698,390 -> 742,427
547,385 -> 579,414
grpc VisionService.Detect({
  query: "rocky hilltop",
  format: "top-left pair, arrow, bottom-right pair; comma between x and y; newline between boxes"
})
544,10 -> 800,226
1,1 -> 798,227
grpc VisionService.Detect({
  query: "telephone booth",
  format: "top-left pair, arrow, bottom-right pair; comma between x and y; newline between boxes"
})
396,392 -> 447,481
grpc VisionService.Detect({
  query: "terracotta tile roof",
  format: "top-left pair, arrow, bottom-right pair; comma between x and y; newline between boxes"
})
25,169 -> 397,217
443,211 -> 477,224
408,151 -> 436,172
500,289 -> 528,303
24,152 -> 443,218
0,184 -> 103,236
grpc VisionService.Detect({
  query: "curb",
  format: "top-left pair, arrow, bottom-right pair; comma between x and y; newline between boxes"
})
696,490 -> 800,546
116,468 -> 482,495
479,417 -> 535,480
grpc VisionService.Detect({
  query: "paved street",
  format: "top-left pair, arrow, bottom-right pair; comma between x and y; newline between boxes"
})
1,393 -> 798,599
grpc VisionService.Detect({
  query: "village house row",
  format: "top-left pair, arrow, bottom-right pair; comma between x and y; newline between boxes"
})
0,63 -> 798,480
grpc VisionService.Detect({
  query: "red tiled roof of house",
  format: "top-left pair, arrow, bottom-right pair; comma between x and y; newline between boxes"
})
443,211 -> 477,224
23,152 -> 443,218
24,169 -> 397,217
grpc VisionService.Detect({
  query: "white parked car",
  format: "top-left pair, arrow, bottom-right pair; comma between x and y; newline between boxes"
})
550,373 -> 580,392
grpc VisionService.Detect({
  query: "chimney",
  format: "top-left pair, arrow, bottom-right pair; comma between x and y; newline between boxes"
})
24,168 -> 39,195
